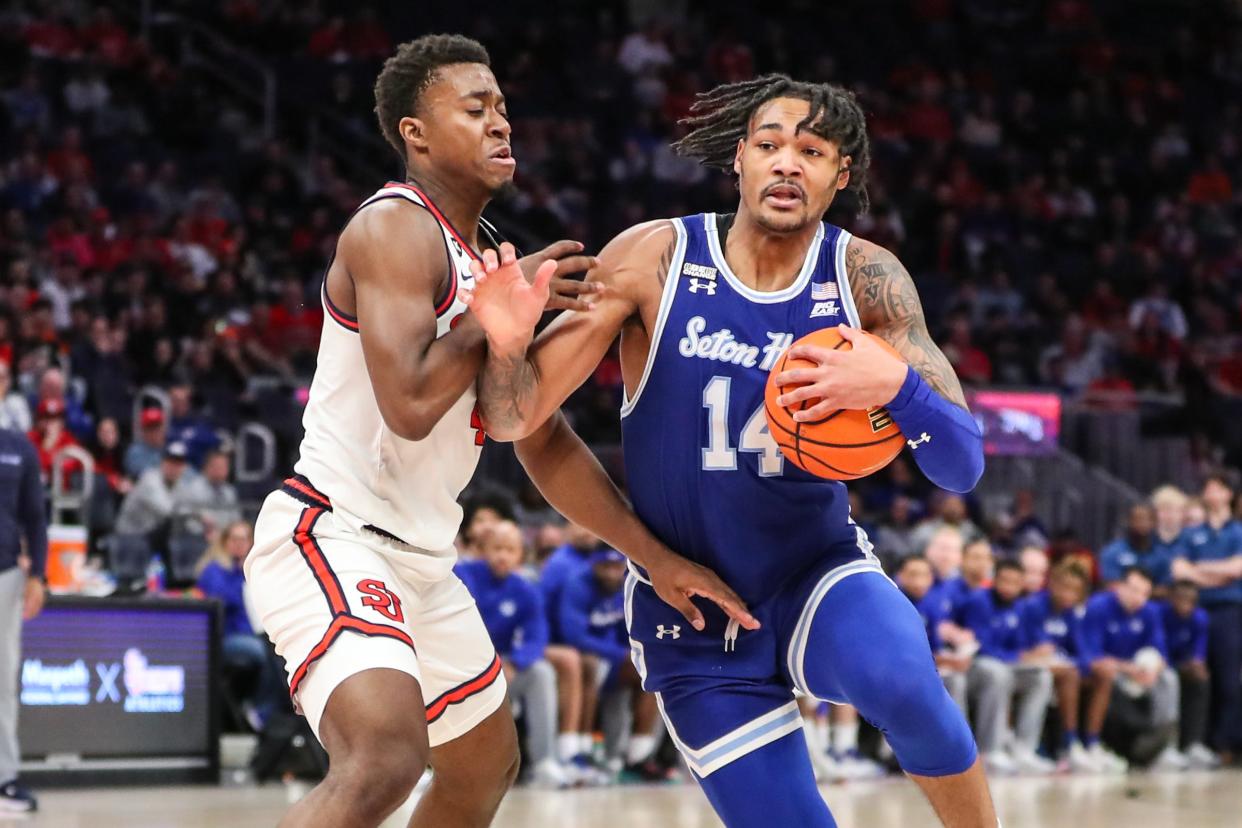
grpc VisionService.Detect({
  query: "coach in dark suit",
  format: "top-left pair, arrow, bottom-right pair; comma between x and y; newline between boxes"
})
0,426 -> 47,812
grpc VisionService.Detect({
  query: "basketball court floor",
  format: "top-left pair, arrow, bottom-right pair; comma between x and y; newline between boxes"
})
8,770 -> 1239,827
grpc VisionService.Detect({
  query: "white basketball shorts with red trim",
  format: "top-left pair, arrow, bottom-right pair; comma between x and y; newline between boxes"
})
245,476 -> 506,746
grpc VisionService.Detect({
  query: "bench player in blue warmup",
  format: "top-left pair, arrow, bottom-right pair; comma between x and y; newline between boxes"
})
465,75 -> 995,826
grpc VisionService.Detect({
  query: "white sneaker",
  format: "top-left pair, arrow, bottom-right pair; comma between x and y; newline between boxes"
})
529,758 -> 571,789
984,750 -> 1017,776
808,747 -> 841,783
1150,745 -> 1190,773
1087,743 -> 1129,774
832,749 -> 887,780
1067,741 -> 1100,773
1011,748 -> 1056,775
1185,743 -> 1221,770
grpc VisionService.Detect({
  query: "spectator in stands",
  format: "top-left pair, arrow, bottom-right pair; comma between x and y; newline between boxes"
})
123,407 -> 166,479
931,536 -> 994,648
896,554 -> 971,713
1098,503 -> 1179,588
872,495 -> 919,571
113,441 -> 194,547
0,362 -> 31,433
0,423 -> 46,813
541,523 -> 602,641
1128,281 -> 1188,342
922,526 -> 973,649
180,449 -> 241,535
1150,486 -> 1191,588
457,489 -> 517,558
1019,545 -> 1050,595
455,521 -> 569,789
26,398 -> 81,479
1050,527 -> 1099,584
1017,561 -> 1097,772
963,559 -> 1054,775
559,548 -> 661,777
165,383 -> 219,468
1160,581 -> 1218,769
1083,568 -> 1182,770
86,416 -> 130,545
1009,489 -> 1049,550
196,520 -> 284,732
32,367 -> 91,442
909,492 -> 982,552
1171,474 -> 1242,761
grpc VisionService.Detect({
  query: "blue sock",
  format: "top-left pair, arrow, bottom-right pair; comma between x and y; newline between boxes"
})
1083,732 -> 1100,748
1062,731 -> 1076,752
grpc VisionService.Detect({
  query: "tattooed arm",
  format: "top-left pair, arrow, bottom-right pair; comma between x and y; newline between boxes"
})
472,220 -> 674,441
847,237 -> 968,409
775,235 -> 982,491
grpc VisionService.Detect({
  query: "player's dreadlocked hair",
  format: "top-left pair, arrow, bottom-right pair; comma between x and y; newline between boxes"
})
672,74 -> 872,213
373,34 -> 491,163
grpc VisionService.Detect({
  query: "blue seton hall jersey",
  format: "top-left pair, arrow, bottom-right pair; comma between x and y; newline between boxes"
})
622,213 -> 875,605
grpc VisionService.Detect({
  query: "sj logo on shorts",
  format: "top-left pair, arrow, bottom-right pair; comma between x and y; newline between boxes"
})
358,579 -> 405,623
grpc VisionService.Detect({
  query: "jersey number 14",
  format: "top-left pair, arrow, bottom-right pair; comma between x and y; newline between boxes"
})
701,375 -> 784,476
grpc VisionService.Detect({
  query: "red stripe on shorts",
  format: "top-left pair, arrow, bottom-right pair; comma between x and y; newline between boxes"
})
285,477 -> 333,510
292,507 -> 349,616
288,614 -> 416,700
425,653 -> 503,724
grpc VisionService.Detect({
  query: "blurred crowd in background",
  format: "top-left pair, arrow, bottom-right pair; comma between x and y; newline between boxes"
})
1,0 -> 1241,787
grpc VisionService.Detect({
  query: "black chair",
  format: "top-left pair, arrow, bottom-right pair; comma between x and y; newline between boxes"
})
109,533 -> 152,592
168,531 -> 210,587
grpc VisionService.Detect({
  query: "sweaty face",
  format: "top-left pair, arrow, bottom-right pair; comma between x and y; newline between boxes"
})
407,63 -> 514,195
733,97 -> 848,234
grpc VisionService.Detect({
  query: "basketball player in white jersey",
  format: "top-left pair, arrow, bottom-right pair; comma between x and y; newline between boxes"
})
244,34 -> 755,828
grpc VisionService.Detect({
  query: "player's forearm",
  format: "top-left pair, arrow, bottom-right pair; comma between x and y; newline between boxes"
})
391,319 -> 487,440
515,412 -> 668,571
885,366 -> 984,493
477,343 -> 543,442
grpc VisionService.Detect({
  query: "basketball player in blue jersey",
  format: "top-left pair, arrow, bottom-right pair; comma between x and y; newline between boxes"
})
248,35 -> 755,828
464,74 -> 996,827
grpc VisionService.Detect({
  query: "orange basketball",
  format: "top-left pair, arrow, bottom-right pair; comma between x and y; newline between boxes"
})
764,327 -> 906,480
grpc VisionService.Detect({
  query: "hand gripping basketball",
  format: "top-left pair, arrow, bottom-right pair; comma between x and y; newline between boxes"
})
765,325 -> 908,480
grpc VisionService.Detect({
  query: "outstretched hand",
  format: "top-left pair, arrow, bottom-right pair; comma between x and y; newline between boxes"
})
462,240 -> 602,352
461,241 -> 555,354
646,549 -> 760,633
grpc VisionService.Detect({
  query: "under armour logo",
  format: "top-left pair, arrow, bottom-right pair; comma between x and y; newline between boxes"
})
656,624 -> 681,640
688,279 -> 717,295
907,432 -> 931,449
